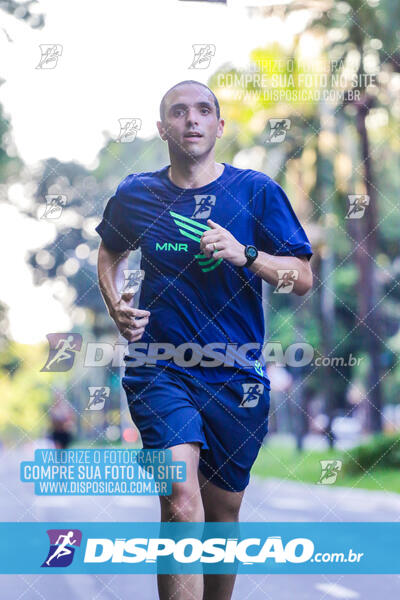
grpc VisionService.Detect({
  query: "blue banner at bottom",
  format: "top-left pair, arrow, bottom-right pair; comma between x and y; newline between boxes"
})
1,522 -> 399,574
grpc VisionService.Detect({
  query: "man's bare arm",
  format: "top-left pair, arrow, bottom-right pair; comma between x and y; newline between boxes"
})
248,253 -> 313,296
199,219 -> 313,296
97,240 -> 150,342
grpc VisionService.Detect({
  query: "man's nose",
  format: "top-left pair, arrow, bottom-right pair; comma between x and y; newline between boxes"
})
185,108 -> 199,125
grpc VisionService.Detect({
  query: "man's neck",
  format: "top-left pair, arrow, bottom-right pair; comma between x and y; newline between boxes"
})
167,157 -> 224,189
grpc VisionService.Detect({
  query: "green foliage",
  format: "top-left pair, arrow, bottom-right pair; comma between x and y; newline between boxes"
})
267,308 -> 297,348
0,342 -> 53,440
253,442 -> 400,493
343,434 -> 400,475
0,104 -> 22,182
2,0 -> 400,442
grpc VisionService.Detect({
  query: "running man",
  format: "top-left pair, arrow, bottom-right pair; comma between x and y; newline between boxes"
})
44,334 -> 77,371
96,80 -> 313,600
87,387 -> 108,410
45,531 -> 76,566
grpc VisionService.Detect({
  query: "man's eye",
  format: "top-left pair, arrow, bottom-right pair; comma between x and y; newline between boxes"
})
201,108 -> 210,114
174,109 -> 185,117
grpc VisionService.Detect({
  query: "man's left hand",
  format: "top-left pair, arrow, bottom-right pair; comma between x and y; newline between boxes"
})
200,219 -> 247,267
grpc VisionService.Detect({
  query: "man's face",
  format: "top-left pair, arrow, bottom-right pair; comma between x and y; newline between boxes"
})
157,84 -> 224,159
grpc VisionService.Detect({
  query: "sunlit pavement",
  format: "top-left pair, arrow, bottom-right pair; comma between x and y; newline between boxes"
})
1,444 -> 400,599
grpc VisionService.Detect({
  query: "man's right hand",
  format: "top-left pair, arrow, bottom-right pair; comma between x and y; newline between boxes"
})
110,292 -> 151,342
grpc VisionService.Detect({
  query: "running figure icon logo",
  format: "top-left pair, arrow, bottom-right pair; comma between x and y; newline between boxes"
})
264,118 -> 291,144
189,44 -> 216,69
318,460 -> 343,485
86,386 -> 110,411
36,44 -> 63,69
121,269 -> 145,295
239,383 -> 264,408
345,195 -> 370,219
41,194 -> 67,219
274,270 -> 299,294
41,529 -> 82,568
116,118 -> 142,143
41,333 -> 82,372
191,194 -> 216,220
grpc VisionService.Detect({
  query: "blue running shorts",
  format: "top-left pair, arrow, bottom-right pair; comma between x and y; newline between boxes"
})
121,365 -> 270,492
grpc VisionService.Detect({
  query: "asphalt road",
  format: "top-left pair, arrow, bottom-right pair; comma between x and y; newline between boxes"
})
1,443 -> 400,600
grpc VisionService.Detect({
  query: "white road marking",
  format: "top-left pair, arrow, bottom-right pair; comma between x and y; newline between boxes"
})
315,582 -> 359,598
63,574 -> 100,599
115,495 -> 158,507
267,497 -> 314,510
33,496 -> 68,507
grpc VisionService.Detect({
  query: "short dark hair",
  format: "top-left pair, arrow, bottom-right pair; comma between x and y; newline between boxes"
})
159,80 -> 220,121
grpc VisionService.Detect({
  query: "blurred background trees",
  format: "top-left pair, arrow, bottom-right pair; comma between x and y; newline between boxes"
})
1,0 -> 400,451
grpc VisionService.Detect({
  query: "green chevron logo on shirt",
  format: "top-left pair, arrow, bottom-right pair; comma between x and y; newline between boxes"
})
169,210 -> 222,273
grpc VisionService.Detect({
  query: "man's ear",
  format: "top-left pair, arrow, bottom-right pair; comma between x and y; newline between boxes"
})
157,120 -> 168,141
216,118 -> 225,139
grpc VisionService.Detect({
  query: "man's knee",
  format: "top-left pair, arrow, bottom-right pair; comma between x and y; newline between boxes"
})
161,485 -> 204,522
205,502 -> 240,522
200,479 -> 244,522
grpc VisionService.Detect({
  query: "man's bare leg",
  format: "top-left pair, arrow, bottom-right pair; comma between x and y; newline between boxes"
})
198,470 -> 245,600
157,442 -> 205,600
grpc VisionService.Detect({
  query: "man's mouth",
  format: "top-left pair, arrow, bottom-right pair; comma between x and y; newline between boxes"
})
184,132 -> 203,138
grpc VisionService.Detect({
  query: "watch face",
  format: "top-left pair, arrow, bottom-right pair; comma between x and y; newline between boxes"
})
247,246 -> 257,258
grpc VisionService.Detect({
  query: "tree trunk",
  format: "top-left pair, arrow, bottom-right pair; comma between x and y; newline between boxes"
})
354,95 -> 382,433
318,98 -> 338,447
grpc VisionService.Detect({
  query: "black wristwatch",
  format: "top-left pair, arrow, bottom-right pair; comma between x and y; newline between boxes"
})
243,245 -> 258,268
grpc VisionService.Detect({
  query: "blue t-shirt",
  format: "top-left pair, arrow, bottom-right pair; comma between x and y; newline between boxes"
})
95,163 -> 313,389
